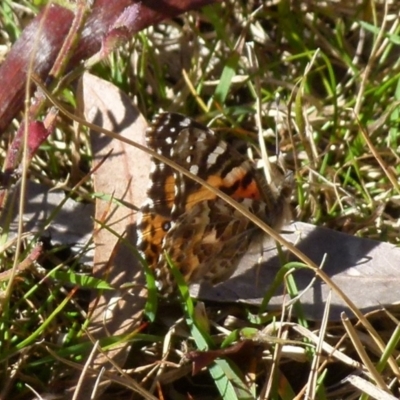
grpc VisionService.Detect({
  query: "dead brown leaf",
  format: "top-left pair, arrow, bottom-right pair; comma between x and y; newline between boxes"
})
70,72 -> 150,398
194,221 -> 400,321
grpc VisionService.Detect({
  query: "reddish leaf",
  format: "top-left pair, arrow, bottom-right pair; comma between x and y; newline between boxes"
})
187,341 -> 258,375
0,0 -> 221,134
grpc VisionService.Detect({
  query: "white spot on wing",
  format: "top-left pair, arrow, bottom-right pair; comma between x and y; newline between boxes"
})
180,118 -> 191,127
150,163 -> 158,173
207,152 -> 218,166
198,132 -> 207,141
206,144 -> 226,167
223,165 -> 247,185
190,165 -> 199,175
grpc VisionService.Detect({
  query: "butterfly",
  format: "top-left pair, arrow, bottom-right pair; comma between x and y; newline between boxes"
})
136,113 -> 292,294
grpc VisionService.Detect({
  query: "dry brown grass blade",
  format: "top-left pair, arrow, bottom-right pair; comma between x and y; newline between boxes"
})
355,111 -> 400,194
345,375 -> 398,400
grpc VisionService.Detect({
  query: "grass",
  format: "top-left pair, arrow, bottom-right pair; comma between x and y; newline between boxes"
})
1,0 -> 400,399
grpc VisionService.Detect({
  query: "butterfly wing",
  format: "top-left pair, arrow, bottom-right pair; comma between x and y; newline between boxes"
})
157,199 -> 258,289
137,113 -> 222,275
137,113 -> 292,294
